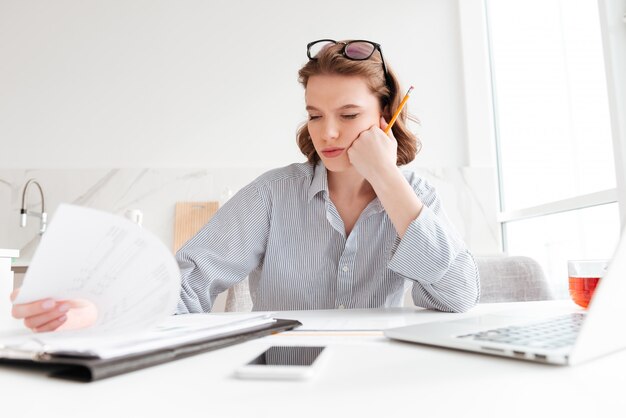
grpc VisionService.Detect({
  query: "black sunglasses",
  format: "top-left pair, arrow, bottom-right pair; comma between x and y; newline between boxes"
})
306,39 -> 391,90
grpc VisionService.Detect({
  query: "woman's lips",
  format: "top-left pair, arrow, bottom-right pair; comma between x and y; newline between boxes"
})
321,148 -> 344,158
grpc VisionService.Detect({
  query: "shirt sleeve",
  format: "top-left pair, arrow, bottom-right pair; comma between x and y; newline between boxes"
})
387,177 -> 480,312
175,181 -> 271,314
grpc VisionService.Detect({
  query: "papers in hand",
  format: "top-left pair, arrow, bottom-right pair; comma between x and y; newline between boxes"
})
14,203 -> 181,333
4,204 -> 275,359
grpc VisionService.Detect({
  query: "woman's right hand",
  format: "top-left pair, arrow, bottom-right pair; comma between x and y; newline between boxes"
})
10,289 -> 98,333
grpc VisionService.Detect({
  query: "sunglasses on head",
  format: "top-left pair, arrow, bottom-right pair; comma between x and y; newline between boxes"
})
306,39 -> 391,90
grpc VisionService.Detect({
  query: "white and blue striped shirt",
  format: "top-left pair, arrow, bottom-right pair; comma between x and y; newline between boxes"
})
176,162 -> 480,314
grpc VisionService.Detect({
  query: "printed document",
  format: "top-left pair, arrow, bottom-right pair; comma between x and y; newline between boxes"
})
4,204 -> 273,359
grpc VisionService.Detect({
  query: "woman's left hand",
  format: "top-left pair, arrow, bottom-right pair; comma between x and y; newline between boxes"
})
347,117 -> 398,181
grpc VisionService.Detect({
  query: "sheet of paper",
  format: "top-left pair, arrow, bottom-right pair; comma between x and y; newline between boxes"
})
1,313 -> 276,359
13,204 -> 181,334
1,205 -> 290,361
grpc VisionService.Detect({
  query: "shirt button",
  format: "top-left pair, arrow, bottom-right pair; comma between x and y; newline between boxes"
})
342,266 -> 349,272
338,304 -> 345,309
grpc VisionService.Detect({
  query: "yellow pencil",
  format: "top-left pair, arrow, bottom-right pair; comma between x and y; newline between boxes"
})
384,86 -> 414,134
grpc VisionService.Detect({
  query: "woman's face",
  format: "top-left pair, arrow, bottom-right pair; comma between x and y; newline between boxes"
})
305,74 -> 381,172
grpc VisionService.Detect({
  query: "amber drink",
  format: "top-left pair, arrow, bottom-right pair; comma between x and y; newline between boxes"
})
567,260 -> 608,308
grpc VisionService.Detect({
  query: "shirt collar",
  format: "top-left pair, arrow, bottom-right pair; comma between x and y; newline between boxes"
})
307,162 -> 385,215
307,161 -> 328,202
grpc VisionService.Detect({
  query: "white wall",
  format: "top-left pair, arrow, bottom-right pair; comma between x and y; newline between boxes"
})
0,0 -> 468,169
0,0 -> 503,254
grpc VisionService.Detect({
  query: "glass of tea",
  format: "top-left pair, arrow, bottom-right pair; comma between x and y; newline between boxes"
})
567,260 -> 608,308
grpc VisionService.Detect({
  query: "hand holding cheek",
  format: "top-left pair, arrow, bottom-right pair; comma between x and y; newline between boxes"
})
347,117 -> 398,181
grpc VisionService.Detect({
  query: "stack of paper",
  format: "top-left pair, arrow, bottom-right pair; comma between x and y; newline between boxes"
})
1,204 -> 277,361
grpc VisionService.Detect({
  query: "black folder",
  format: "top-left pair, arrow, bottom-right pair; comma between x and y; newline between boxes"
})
0,318 -> 301,382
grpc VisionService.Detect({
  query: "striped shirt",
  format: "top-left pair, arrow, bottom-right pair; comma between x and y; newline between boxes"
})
176,162 -> 480,314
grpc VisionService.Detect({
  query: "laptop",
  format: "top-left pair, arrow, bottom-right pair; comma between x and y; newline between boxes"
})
384,234 -> 626,366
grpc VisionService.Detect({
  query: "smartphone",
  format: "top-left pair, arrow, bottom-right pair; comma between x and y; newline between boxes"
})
234,346 -> 327,380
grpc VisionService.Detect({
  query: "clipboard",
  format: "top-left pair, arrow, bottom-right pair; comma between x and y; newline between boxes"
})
0,318 -> 301,382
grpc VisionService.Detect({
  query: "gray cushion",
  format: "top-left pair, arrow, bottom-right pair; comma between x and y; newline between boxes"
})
225,278 -> 253,312
476,256 -> 553,303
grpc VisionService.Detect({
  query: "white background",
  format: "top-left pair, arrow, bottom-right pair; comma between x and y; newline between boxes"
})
0,0 -> 470,169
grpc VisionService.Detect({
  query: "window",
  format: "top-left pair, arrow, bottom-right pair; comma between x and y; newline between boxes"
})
485,0 -> 622,298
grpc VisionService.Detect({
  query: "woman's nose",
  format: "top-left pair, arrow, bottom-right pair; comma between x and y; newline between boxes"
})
321,119 -> 339,141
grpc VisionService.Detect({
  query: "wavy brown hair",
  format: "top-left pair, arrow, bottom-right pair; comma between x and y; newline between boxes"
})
296,40 -> 420,165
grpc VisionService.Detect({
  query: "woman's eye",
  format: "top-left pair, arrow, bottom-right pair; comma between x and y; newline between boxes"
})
308,115 -> 321,121
342,114 -> 359,120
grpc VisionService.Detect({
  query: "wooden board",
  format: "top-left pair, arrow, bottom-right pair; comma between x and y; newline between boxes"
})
173,201 -> 219,252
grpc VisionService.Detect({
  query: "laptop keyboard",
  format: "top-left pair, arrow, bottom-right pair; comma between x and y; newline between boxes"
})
458,313 -> 586,350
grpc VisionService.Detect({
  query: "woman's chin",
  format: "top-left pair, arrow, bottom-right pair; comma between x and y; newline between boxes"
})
321,157 -> 352,172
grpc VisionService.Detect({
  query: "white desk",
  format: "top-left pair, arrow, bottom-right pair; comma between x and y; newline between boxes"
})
2,301 -> 624,418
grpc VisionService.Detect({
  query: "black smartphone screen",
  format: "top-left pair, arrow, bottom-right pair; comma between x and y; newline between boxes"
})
246,346 -> 325,366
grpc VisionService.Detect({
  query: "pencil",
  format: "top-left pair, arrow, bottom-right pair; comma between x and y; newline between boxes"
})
384,86 -> 414,134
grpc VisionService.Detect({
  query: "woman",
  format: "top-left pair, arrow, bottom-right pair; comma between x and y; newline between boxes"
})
12,39 -> 480,332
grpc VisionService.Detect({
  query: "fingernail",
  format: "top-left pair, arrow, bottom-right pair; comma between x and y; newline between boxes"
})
42,299 -> 55,310
58,304 -> 70,313
58,315 -> 67,322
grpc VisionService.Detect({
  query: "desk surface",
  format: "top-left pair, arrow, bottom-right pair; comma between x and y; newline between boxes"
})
2,301 -> 624,418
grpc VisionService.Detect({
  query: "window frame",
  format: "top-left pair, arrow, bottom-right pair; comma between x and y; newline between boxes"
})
459,0 -> 626,253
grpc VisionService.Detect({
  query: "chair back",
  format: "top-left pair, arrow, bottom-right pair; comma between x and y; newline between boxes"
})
476,256 -> 553,303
